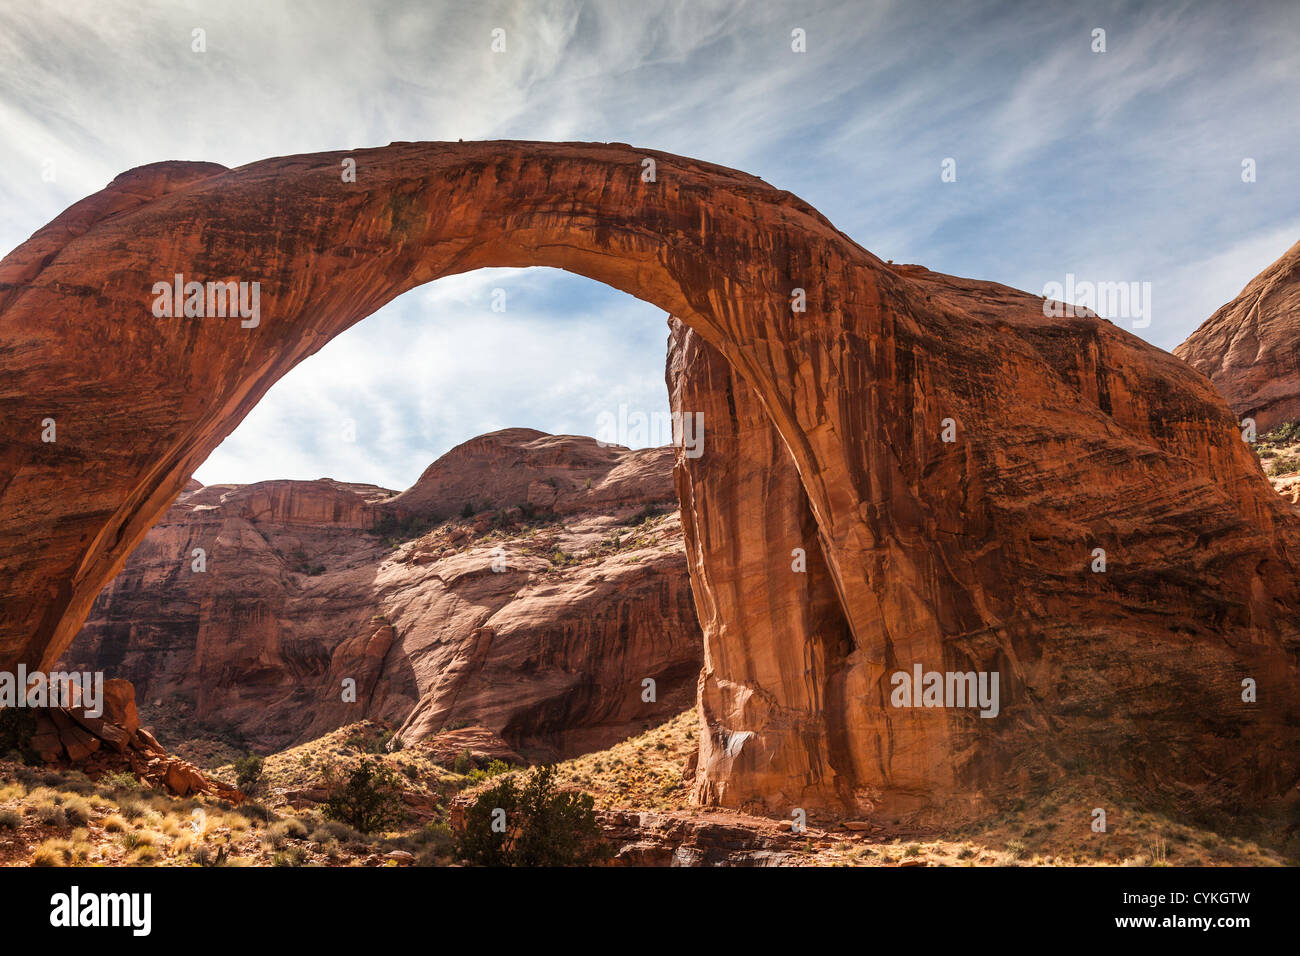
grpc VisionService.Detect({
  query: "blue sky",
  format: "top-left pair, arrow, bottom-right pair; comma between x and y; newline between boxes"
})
3,0 -> 1298,489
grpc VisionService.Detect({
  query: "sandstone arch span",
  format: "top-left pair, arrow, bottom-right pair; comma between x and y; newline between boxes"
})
1,142 -> 1297,815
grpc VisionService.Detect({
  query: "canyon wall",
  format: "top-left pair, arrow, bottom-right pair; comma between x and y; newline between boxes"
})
1175,239 -> 1300,432
63,429 -> 702,758
669,258 -> 1300,816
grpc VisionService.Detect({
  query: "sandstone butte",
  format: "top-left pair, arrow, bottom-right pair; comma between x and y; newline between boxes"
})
1175,238 -> 1300,433
62,428 -> 702,759
0,141 -> 1297,821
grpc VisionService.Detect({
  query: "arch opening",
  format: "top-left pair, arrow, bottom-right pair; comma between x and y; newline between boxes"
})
59,268 -> 715,768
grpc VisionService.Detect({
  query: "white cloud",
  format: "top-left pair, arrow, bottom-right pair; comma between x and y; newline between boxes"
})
193,269 -> 672,489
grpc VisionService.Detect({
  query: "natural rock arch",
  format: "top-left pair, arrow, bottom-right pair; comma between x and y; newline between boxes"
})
1,141 -> 1297,815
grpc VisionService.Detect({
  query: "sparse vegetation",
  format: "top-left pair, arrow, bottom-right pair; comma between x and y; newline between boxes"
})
234,753 -> 264,793
323,758 -> 406,834
370,509 -> 441,544
0,710 -> 1289,868
1256,420 -> 1300,476
458,764 -> 607,866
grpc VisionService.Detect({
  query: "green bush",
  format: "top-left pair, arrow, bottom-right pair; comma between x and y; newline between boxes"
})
323,759 -> 405,834
465,759 -> 512,785
1264,420 -> 1300,444
1268,455 -> 1300,477
234,754 -> 264,793
457,764 -> 607,867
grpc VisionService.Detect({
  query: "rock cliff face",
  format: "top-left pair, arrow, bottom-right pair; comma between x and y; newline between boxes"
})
63,430 -> 702,758
667,318 -> 858,812
3,142 -> 1298,818
669,260 -> 1300,816
1175,239 -> 1300,432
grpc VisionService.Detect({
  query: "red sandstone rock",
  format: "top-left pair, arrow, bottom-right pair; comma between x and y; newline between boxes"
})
1,142 -> 1298,817
415,726 -> 525,768
1175,239 -> 1300,432
63,430 -> 701,758
19,678 -> 242,802
669,254 -> 1300,816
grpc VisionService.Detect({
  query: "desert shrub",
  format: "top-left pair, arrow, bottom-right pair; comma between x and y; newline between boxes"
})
0,809 -> 22,829
623,504 -> 668,527
61,796 -> 93,826
57,771 -> 95,795
32,838 -> 83,866
236,801 -> 276,824
1264,420 -> 1300,444
273,846 -> 309,867
1006,840 -> 1026,859
37,805 -> 67,829
415,821 -> 456,858
465,759 -> 511,785
453,749 -> 473,775
119,829 -> 160,850
190,844 -> 216,866
98,770 -> 142,794
233,754 -> 264,793
323,759 -> 405,834
1268,455 -> 1300,477
457,764 -> 607,867
316,818 -> 361,843
268,817 -> 309,841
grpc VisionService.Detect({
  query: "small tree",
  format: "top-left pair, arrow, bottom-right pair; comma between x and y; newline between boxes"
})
458,764 -> 607,866
233,753 -> 264,794
453,748 -> 473,774
324,759 -> 406,834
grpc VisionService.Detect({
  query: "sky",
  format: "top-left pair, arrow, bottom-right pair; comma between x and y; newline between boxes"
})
3,0 -> 1298,490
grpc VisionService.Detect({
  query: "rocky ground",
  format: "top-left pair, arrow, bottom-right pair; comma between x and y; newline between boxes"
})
3,708 -> 1294,867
